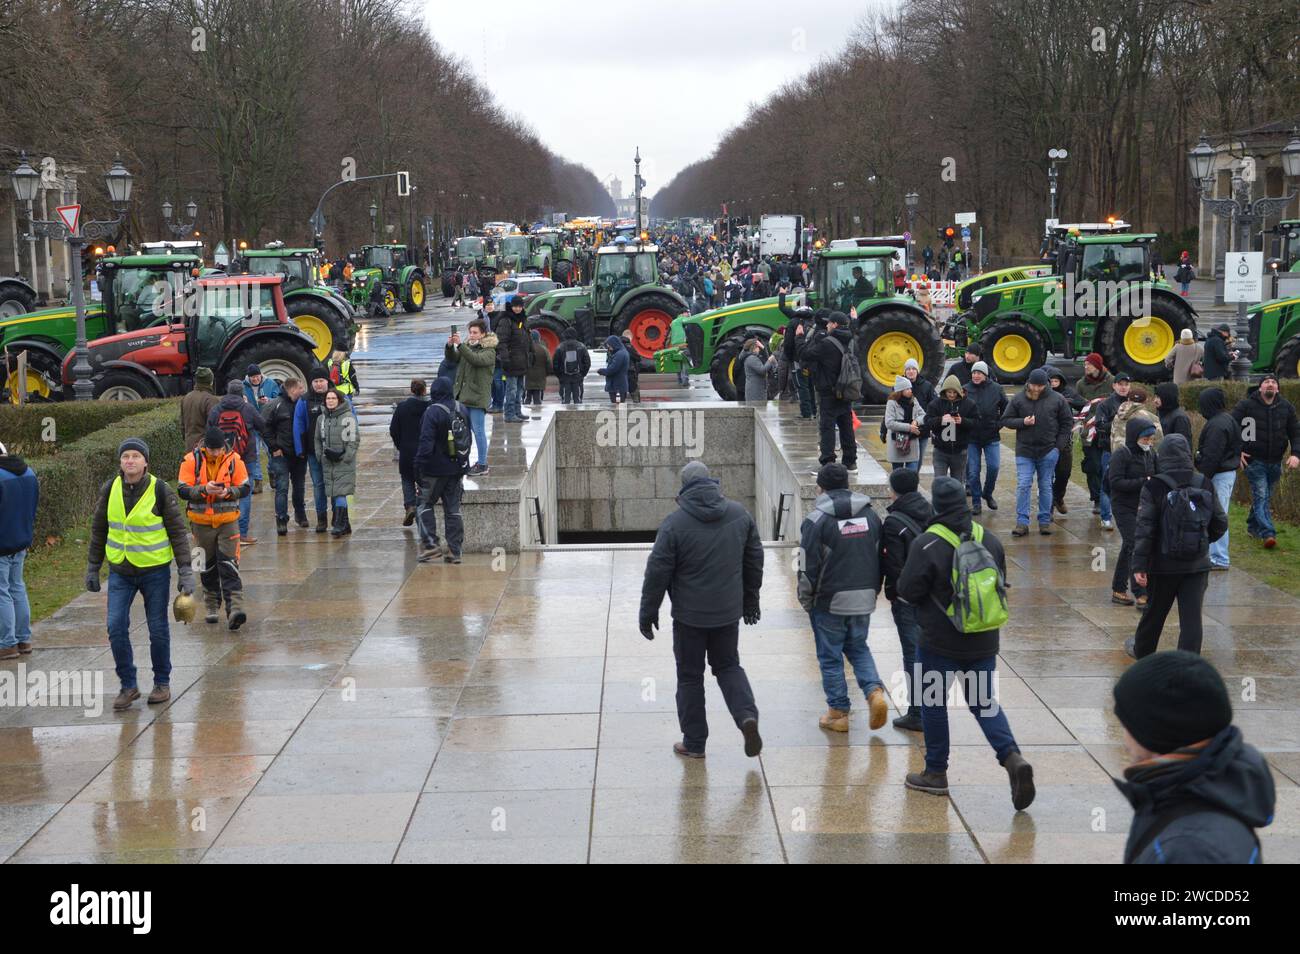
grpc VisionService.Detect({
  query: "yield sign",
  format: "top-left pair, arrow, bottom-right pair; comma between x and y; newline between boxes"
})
56,204 -> 81,235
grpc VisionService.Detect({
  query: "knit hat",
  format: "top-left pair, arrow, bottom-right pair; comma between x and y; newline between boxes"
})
971,361 -> 989,376
816,462 -> 849,491
203,426 -> 226,450
889,467 -> 918,495
1027,368 -> 1050,387
964,343 -> 983,358
894,375 -> 912,392
827,311 -> 848,326
1216,323 -> 1231,334
226,379 -> 244,396
680,460 -> 711,487
1084,352 -> 1105,371
1260,372 -> 1280,386
309,367 -> 330,383
931,475 -> 967,515
117,437 -> 150,461
941,374 -> 962,394
246,363 -> 262,376
195,367 -> 214,388
904,358 -> 920,372
1113,650 -> 1232,754
1179,328 -> 1194,342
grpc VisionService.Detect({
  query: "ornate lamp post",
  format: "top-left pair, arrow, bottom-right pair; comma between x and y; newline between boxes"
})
11,154 -> 133,400
161,198 -> 198,239
369,202 -> 379,244
904,191 -> 919,270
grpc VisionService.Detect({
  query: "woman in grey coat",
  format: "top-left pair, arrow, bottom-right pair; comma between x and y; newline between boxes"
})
741,338 -> 771,402
885,375 -> 923,470
314,388 -> 360,536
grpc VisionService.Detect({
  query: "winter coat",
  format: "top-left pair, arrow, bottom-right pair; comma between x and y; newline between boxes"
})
881,490 -> 934,602
1110,402 -> 1162,453
924,391 -> 978,452
552,329 -> 591,380
1001,388 -> 1074,460
742,350 -> 769,401
1132,435 -> 1228,576
0,455 -> 38,556
884,396 -> 923,463
1164,341 -> 1203,385
293,388 -> 350,457
389,394 -> 430,473
1075,368 -> 1114,402
207,393 -> 268,463
1231,389 -> 1300,464
1203,331 -> 1232,380
907,374 -> 936,411
414,379 -> 462,479
494,311 -> 533,376
447,333 -> 498,410
639,475 -> 763,628
1092,392 -> 1125,449
314,403 -> 359,497
777,293 -> 814,361
1116,725 -> 1274,864
807,327 -> 854,396
949,358 -> 975,388
797,489 -> 883,615
180,386 -> 221,451
1155,383 -> 1192,445
1195,388 -> 1242,478
1107,417 -> 1156,516
897,502 -> 1007,661
624,341 -> 641,394
525,339 -> 551,390
263,392 -> 302,458
87,470 -> 192,579
965,377 -> 1007,446
243,374 -> 283,411
598,335 -> 630,397
1052,380 -> 1085,413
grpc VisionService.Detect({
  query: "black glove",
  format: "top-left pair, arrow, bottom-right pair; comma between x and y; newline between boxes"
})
325,448 -> 345,462
85,568 -> 101,593
743,600 -> 761,626
639,616 -> 657,641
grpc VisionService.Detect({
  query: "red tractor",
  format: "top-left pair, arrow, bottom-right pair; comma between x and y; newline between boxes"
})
62,275 -> 318,400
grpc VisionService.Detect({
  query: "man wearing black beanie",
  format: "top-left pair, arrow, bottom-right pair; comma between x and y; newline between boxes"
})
898,477 -> 1034,810
881,466 -> 933,731
1113,651 -> 1274,863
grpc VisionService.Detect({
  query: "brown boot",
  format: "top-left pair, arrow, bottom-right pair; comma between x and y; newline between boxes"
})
867,687 -> 889,730
147,685 -> 171,705
16,642 -> 32,655
0,646 -> 18,660
113,687 -> 141,710
818,708 -> 850,732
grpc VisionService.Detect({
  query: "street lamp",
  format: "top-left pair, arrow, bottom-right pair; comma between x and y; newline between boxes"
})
161,198 -> 199,239
11,153 -> 133,400
905,191 -> 920,270
1281,128 -> 1300,180
369,202 -> 378,244
1047,148 -> 1069,222
832,181 -> 845,237
1187,133 -> 1216,191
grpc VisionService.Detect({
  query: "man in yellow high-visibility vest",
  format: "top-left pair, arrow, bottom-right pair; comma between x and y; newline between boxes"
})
86,437 -> 194,711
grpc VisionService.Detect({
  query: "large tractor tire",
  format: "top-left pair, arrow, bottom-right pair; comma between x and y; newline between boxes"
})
440,274 -> 456,298
4,347 -> 62,404
707,328 -> 773,402
286,296 -> 349,361
553,259 -> 574,288
94,370 -> 155,401
228,340 -> 314,390
527,315 -> 568,358
980,320 -> 1046,385
1101,295 -> 1194,382
612,293 -> 681,370
855,308 -> 945,404
1271,335 -> 1300,379
0,282 -> 37,319
403,274 -> 426,313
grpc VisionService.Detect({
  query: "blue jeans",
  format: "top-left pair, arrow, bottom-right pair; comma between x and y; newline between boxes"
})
237,493 -> 251,536
918,645 -> 1018,773
1015,450 -> 1058,526
0,551 -> 32,649
490,370 -> 506,410
809,610 -> 882,711
107,566 -> 172,690
966,441 -> 1000,503
1098,450 -> 1113,521
247,441 -> 264,482
1245,459 -> 1282,539
1210,470 -> 1236,565
467,406 -> 488,465
890,600 -> 920,712
504,374 -> 526,420
307,454 -> 327,515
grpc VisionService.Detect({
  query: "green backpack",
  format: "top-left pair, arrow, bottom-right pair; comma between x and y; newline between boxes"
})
926,522 -> 1008,633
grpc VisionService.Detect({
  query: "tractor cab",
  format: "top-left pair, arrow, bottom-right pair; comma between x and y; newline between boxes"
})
815,247 -> 894,313
499,235 -> 533,271
99,254 -> 204,334
1269,220 -> 1300,273
189,277 -> 284,369
592,246 -> 658,315
360,244 -> 409,281
241,247 -> 320,293
1057,234 -> 1154,286
455,236 -> 485,262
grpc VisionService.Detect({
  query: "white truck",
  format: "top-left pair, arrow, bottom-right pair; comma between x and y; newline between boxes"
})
758,214 -> 805,260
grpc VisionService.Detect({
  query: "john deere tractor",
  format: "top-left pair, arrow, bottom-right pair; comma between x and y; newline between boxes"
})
345,244 -> 426,313
238,246 -> 357,359
945,233 -> 1195,384
0,275 -> 38,319
657,244 -> 943,402
2,253 -> 203,403
497,234 -> 550,277
523,240 -> 687,369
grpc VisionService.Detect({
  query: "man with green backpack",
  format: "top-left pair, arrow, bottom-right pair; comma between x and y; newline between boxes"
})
897,476 -> 1036,811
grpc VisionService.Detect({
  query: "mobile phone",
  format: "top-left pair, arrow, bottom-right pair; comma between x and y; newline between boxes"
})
451,324 -> 458,334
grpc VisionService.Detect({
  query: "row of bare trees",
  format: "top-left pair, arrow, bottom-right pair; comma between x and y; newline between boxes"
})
652,0 -> 1299,259
0,0 -> 613,255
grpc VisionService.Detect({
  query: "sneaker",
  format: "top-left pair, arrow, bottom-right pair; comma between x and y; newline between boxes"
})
1264,537 -> 1277,549
113,687 -> 141,711
867,687 -> 888,730
740,717 -> 762,757
1111,591 -> 1135,606
984,497 -> 998,511
1039,524 -> 1052,535
904,769 -> 950,796
444,553 -> 462,564
147,685 -> 171,705
1100,519 -> 1114,531
1003,752 -> 1036,811
403,506 -> 416,527
418,544 -> 443,563
468,463 -> 490,476
673,742 -> 705,759
1135,596 -> 1148,610
1124,636 -> 1137,659
1210,563 -> 1230,571
228,610 -> 247,631
892,709 -> 923,732
1012,524 -> 1029,537
971,502 -> 982,515
818,708 -> 850,732
1091,502 -> 1101,515
487,406 -> 503,414
240,535 -> 258,546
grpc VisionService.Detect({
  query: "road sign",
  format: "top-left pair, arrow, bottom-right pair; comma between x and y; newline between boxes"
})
55,204 -> 81,235
961,226 -> 971,239
955,211 -> 977,226
1224,252 -> 1264,302
309,208 -> 326,235
903,231 -> 911,241
213,242 -> 230,268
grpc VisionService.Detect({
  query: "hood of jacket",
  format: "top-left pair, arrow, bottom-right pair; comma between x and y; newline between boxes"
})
932,491 -> 972,537
1125,415 -> 1154,452
815,488 -> 872,520
561,326 -> 579,341
0,454 -> 30,478
676,476 -> 726,522
1197,386 -> 1226,418
323,401 -> 351,420
886,490 -> 934,527
429,377 -> 454,403
474,332 -> 499,350
1155,382 -> 1181,412
1115,725 -> 1275,831
1155,432 -> 1194,479
605,335 -> 624,352
217,392 -> 246,411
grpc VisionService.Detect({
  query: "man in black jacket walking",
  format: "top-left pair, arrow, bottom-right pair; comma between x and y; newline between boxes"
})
1002,368 -> 1075,536
881,467 -> 933,731
897,477 -> 1034,810
413,377 -> 466,564
1202,324 -> 1235,380
1155,382 -> 1192,445
1107,418 -> 1157,607
1196,387 -> 1242,570
263,377 -> 308,536
807,312 -> 857,470
964,361 -> 1005,514
1231,374 -> 1300,548
1128,435 -> 1229,658
798,463 -> 887,734
389,378 -> 430,527
640,461 -> 764,759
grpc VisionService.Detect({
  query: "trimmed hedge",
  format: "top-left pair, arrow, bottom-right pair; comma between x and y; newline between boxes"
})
1177,380 -> 1300,524
0,399 -> 178,457
28,403 -> 185,546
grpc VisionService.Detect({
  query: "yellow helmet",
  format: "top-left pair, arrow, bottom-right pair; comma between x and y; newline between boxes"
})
172,592 -> 197,624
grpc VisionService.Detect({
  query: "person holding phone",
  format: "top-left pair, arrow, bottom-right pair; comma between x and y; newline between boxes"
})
177,427 -> 250,630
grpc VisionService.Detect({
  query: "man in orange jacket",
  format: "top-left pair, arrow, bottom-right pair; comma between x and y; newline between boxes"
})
177,427 -> 251,629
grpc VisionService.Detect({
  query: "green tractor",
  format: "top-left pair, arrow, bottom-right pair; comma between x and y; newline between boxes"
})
345,244 -> 426,313
657,245 -> 943,403
1247,292 -> 1300,378
1,253 -> 202,403
533,227 -> 581,285
0,275 -> 39,319
497,234 -> 550,278
448,235 -> 499,293
523,241 -> 687,368
946,233 -> 1196,384
237,245 -> 358,360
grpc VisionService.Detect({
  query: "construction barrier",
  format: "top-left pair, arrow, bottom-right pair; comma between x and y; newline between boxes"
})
904,279 -> 959,307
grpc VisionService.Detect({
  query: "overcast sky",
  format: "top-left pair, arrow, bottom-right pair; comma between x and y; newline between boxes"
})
422,0 -> 881,200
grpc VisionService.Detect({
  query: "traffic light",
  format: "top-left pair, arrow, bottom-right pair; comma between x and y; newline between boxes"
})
938,226 -> 957,247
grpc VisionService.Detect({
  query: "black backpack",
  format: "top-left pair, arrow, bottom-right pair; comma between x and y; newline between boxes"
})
561,344 -> 582,376
1154,473 -> 1214,558
434,400 -> 473,476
